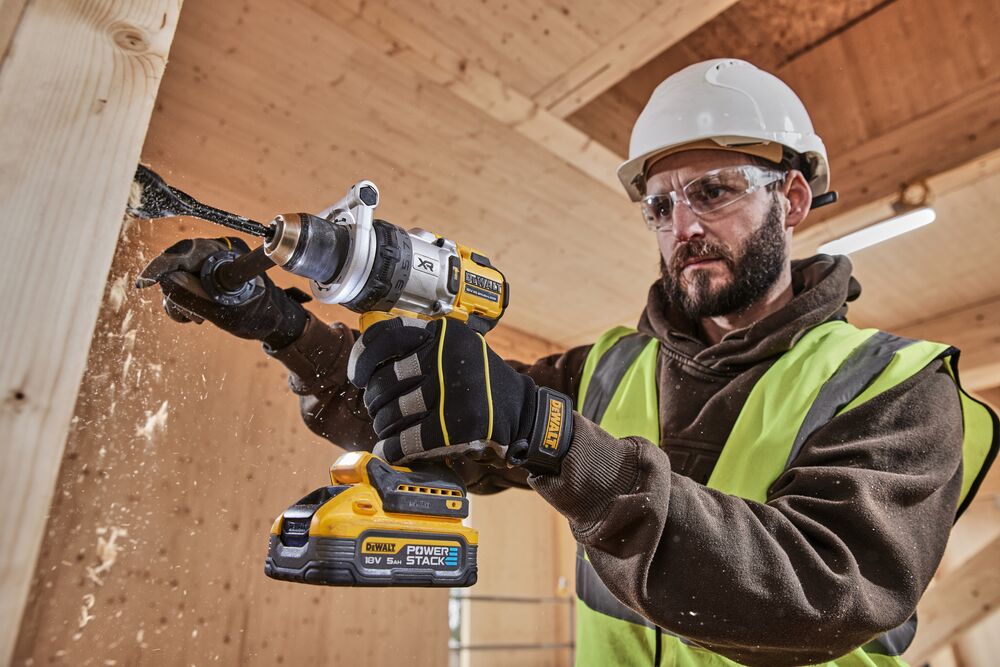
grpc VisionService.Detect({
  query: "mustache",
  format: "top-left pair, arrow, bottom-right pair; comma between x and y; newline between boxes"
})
669,240 -> 734,275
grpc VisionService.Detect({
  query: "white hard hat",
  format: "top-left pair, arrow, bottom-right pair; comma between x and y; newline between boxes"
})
617,58 -> 830,202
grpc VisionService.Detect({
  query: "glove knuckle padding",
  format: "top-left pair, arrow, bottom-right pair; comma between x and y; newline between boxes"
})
349,318 -> 434,388
364,363 -> 427,415
372,383 -> 431,438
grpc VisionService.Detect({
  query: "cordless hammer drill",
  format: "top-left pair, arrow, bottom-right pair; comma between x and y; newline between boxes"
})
132,166 -> 509,587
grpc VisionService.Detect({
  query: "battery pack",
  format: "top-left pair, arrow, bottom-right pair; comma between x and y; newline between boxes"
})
265,530 -> 477,587
265,452 -> 479,587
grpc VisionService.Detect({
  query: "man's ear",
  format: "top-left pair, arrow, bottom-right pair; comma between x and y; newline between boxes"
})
783,170 -> 812,230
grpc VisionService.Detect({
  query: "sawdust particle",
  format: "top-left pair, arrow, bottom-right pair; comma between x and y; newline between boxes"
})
108,276 -> 128,312
136,401 -> 169,443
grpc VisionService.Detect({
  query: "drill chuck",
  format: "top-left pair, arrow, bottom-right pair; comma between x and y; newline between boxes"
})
265,212 -> 351,285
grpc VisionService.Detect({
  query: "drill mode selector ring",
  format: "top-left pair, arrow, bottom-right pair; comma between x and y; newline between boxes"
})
343,220 -> 414,313
200,250 -> 259,306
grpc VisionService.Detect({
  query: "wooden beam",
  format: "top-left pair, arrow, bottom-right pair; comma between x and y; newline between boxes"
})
892,297 -> 1000,393
532,0 -> 739,119
804,75 -> 1000,227
307,0 -> 625,194
0,0 -> 182,663
444,63 -> 625,193
904,534 -> 1000,664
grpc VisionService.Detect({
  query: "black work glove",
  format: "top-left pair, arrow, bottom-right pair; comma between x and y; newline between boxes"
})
136,237 -> 309,349
347,317 -> 574,475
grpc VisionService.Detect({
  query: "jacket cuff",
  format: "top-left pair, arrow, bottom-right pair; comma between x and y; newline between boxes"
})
264,315 -> 353,395
527,413 -> 640,532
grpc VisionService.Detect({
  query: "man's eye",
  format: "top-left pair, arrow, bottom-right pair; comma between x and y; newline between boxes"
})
643,197 -> 672,218
700,184 -> 733,200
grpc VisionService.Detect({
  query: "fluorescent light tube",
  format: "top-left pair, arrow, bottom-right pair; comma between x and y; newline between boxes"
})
818,207 -> 936,256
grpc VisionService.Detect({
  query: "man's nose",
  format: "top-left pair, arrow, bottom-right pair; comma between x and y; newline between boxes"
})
670,202 -> 705,242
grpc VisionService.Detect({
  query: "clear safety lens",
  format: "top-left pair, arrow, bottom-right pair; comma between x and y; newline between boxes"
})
640,165 -> 784,232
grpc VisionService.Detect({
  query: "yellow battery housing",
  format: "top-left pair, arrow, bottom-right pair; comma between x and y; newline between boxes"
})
265,452 -> 478,587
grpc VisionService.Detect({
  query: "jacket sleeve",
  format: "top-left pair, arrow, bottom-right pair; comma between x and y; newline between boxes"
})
265,314 -> 592,494
528,360 -> 965,666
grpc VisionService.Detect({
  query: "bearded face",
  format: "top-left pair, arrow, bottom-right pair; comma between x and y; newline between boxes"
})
660,193 -> 787,320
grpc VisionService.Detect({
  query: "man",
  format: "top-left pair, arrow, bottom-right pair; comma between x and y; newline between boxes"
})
139,59 -> 996,666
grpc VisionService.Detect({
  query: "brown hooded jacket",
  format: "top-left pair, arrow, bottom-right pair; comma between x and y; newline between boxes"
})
267,254 -> 967,665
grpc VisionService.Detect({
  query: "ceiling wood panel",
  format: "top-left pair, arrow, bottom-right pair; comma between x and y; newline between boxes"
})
568,0 -> 889,155
341,0 -> 661,100
307,0 -> 628,194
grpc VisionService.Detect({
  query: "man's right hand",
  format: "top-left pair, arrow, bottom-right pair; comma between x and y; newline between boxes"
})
136,237 -> 310,349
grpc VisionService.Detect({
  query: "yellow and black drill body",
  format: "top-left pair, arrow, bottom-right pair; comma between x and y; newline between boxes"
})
256,181 -> 507,587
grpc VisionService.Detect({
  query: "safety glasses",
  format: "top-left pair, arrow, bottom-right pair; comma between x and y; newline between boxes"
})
640,165 -> 785,232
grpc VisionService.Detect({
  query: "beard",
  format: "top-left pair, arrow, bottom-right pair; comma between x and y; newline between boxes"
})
660,196 -> 787,320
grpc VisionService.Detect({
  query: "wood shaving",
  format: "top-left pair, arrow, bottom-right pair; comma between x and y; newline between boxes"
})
108,276 -> 128,312
122,328 -> 137,353
119,309 -> 134,336
79,593 -> 96,628
136,401 -> 169,443
85,526 -> 128,586
127,179 -> 144,212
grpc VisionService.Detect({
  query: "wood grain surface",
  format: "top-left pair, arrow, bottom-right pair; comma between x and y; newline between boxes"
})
0,1 -> 182,662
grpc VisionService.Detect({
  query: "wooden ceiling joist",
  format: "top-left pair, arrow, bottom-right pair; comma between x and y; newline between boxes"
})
894,296 -> 1000,393
903,533 -> 1000,664
530,0 -> 739,119
310,0 -> 624,193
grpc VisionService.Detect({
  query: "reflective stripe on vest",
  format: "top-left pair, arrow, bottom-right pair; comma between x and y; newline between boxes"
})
573,320 -> 999,667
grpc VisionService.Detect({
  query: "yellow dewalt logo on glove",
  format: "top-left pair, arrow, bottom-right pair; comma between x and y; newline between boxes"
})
542,398 -> 564,450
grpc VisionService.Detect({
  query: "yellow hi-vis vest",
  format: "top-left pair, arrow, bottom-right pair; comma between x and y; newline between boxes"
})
573,320 -> 998,667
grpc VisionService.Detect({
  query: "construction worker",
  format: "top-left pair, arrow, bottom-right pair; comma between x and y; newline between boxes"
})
139,59 -> 997,666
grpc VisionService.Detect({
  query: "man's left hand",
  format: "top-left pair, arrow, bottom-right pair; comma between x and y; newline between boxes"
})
347,317 -> 574,474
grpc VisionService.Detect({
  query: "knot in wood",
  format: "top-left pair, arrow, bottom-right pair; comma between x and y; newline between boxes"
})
111,24 -> 150,53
